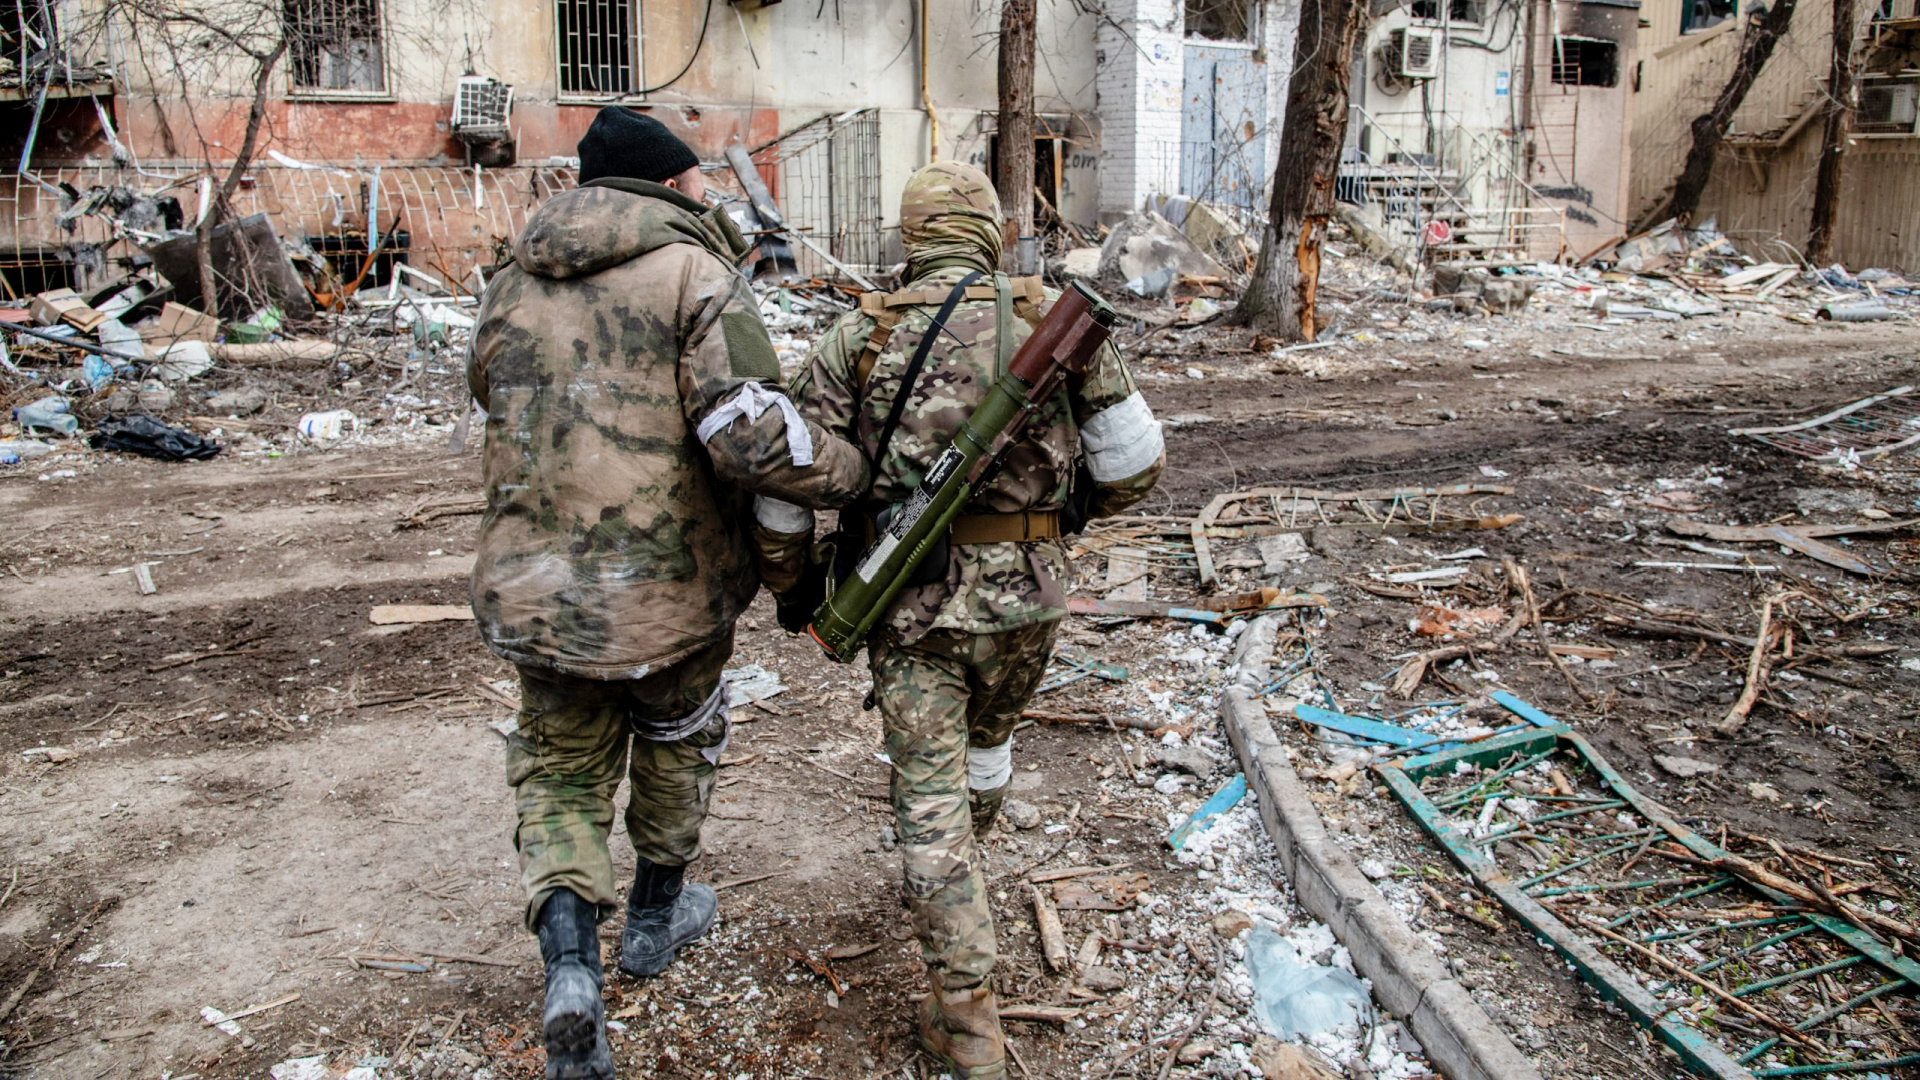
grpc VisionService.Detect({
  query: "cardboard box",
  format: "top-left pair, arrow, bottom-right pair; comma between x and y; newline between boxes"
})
142,301 -> 221,346
29,288 -> 107,333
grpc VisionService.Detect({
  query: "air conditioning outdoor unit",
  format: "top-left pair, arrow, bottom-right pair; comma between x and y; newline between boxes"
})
1857,76 -> 1919,135
451,76 -> 514,142
1393,28 -> 1440,79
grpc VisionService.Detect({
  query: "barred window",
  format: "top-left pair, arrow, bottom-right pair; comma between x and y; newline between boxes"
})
556,0 -> 633,96
284,0 -> 386,94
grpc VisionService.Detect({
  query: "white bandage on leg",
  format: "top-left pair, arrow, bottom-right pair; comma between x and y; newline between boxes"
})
968,737 -> 1014,791
633,681 -> 729,743
695,382 -> 815,466
1079,391 -> 1163,482
753,495 -> 814,533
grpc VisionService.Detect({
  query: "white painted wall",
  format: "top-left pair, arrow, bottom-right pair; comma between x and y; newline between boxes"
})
1095,0 -> 1187,220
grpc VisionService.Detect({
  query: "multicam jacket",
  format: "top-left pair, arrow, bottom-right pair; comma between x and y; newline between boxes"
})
785,164 -> 1164,647
469,178 -> 869,679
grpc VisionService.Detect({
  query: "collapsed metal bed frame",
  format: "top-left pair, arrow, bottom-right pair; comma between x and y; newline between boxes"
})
1372,702 -> 1919,1079
1731,385 -> 1920,463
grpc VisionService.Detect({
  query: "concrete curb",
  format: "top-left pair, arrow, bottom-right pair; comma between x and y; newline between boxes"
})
1220,616 -> 1543,1080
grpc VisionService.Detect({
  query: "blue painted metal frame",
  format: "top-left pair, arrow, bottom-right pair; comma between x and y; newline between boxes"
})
1378,694 -> 1920,1080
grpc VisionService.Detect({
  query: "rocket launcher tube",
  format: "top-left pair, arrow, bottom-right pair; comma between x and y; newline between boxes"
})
808,282 -> 1117,663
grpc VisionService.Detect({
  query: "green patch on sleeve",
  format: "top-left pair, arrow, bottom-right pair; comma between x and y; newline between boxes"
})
719,310 -> 781,380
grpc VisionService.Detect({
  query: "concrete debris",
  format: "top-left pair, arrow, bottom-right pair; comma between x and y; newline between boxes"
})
1098,212 -> 1230,290
1654,753 -> 1720,778
1003,797 -> 1043,830
1061,247 -> 1102,279
1146,194 -> 1255,273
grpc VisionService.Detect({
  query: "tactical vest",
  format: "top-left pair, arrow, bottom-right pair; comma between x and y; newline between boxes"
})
852,273 -> 1062,545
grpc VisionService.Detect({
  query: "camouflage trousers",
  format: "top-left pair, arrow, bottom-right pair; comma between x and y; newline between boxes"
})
870,620 -> 1059,990
506,634 -> 733,931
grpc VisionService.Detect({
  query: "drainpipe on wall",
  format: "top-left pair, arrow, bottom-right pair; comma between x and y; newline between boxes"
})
921,0 -> 941,162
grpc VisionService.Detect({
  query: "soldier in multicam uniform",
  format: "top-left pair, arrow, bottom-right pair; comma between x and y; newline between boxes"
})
468,106 -> 869,1080
756,162 -> 1165,1079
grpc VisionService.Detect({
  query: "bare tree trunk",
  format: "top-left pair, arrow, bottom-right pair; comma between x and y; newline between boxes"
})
996,0 -> 1036,272
1806,0 -> 1855,266
193,37 -> 286,315
1631,0 -> 1799,233
1239,0 -> 1368,339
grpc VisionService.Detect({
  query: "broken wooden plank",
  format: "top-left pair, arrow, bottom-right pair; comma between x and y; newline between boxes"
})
1067,590 -> 1326,623
1032,886 -> 1071,973
1667,518 -> 1907,575
369,604 -> 474,625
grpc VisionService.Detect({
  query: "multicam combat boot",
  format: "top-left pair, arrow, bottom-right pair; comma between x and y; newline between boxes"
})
617,857 -> 718,978
919,982 -> 1007,1080
533,889 -> 614,1080
968,782 -> 1010,837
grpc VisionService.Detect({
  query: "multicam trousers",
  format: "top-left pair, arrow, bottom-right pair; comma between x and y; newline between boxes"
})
506,634 -> 733,930
870,620 -> 1060,990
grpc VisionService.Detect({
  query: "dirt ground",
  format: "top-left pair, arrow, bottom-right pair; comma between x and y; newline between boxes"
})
1,289 -> 1917,1080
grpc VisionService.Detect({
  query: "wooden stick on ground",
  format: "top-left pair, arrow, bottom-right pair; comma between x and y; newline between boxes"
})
1391,611 -> 1527,698
1508,557 -> 1598,707
1579,916 -> 1831,1055
1033,886 -> 1070,973
1158,941 -> 1226,1080
0,897 -> 118,1025
1719,591 -> 1800,734
1658,844 -> 1920,948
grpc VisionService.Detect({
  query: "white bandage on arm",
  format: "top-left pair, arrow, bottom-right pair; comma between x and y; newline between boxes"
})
753,495 -> 814,534
968,737 -> 1015,791
1079,391 -> 1163,482
695,382 -> 816,466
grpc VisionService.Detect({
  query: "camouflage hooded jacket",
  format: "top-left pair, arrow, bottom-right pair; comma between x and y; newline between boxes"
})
469,178 -> 869,679
781,163 -> 1165,646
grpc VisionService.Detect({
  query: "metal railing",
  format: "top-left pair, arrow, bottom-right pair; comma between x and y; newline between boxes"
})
741,109 -> 885,278
1342,105 -> 1565,262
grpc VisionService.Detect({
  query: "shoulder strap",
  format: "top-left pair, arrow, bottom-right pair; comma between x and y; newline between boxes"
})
869,270 -> 984,479
993,273 -> 1013,380
855,292 -> 900,393
1010,275 -> 1045,330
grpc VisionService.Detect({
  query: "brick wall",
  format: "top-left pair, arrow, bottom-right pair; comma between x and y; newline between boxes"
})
1095,0 -> 1186,220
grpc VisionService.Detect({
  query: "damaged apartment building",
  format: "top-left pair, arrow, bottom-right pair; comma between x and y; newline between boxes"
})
1,0 -> 1306,299
1348,0 -> 1635,262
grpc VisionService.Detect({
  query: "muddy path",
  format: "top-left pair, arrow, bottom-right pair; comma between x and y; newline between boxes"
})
0,311 -> 1916,1079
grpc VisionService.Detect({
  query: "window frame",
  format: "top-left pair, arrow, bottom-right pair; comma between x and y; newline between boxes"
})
1679,0 -> 1736,36
1182,0 -> 1261,42
1408,0 -> 1487,27
1550,34 -> 1620,87
283,0 -> 393,101
555,0 -> 640,102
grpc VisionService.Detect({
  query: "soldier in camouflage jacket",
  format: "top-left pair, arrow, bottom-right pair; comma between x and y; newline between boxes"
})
760,162 -> 1164,1080
469,107 -> 868,1080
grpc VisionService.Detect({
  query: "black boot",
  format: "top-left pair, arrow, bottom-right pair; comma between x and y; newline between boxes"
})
618,858 -> 718,978
534,889 -> 614,1080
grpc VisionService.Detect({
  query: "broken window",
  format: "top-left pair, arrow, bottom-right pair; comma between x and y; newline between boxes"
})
1551,36 -> 1618,87
1680,0 -> 1734,33
1184,0 -> 1256,41
1409,0 -> 1484,23
556,0 -> 634,96
285,0 -> 386,94
1857,76 -> 1920,135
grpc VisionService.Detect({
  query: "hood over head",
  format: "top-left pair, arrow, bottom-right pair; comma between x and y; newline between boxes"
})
900,161 -> 1003,280
512,178 -> 748,280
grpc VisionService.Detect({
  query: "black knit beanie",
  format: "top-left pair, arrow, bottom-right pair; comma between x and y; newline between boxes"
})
577,107 -> 700,185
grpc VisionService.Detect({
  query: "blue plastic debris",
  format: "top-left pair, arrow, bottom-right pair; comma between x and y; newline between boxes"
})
1168,774 -> 1246,849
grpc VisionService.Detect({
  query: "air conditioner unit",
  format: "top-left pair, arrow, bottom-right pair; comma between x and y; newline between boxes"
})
451,76 -> 514,142
1392,28 -> 1440,79
1857,76 -> 1919,135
